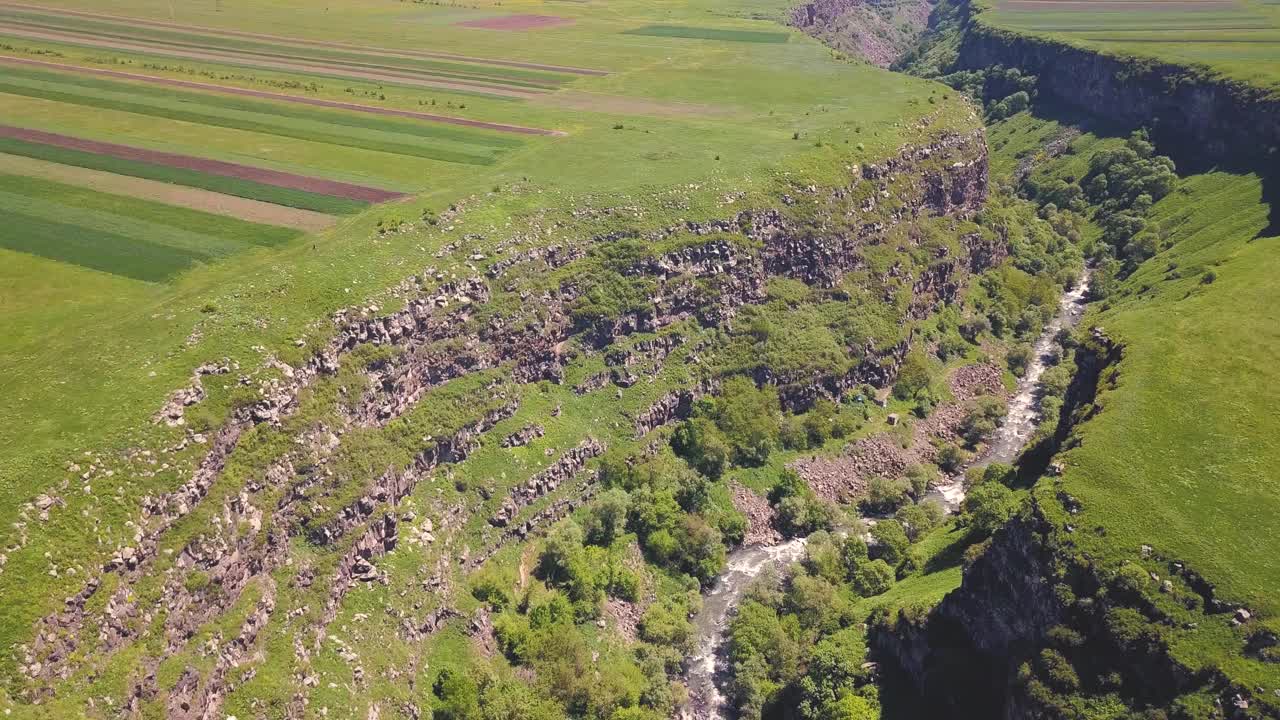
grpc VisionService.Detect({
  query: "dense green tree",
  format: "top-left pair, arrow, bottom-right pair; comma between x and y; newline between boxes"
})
893,350 -> 933,400
895,501 -> 944,541
962,481 -> 1021,538
852,559 -> 895,597
434,668 -> 482,720
584,488 -> 630,547
715,376 -> 782,465
863,476 -> 911,514
671,417 -> 730,478
869,520 -> 910,566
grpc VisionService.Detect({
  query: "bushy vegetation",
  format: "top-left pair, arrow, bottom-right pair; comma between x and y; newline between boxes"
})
1025,130 -> 1178,296
597,451 -> 741,585
725,516 -> 976,719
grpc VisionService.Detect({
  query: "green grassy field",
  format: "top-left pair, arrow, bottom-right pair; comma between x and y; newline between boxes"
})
1052,168 -> 1280,687
980,0 -> 1280,90
0,2 -> 967,706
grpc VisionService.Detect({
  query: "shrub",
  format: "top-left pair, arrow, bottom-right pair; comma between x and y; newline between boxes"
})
961,396 -> 1007,447
893,351 -> 933,400
895,501 -> 944,541
935,442 -> 967,473
639,597 -> 694,649
671,418 -> 730,479
905,464 -> 935,499
714,376 -> 782,466
471,570 -> 512,611
777,494 -> 837,537
863,476 -> 911,514
584,488 -> 630,546
869,520 -> 910,566
852,558 -> 895,597
962,482 -> 1019,538
1007,344 -> 1034,377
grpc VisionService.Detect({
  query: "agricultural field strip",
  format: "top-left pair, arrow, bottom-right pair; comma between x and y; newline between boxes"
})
0,125 -> 405,201
0,173 -> 296,257
0,11 -> 572,90
1,210 -> 220,282
0,25 -> 545,99
0,72 -> 509,166
0,56 -> 549,140
0,133 -> 370,214
0,151 -> 336,231
0,0 -> 609,76
622,24 -> 792,43
0,56 -> 562,137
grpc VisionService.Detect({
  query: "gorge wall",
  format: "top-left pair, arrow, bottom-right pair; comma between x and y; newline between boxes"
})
954,8 -> 1280,171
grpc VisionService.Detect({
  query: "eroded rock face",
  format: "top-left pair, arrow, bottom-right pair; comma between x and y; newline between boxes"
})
490,438 -> 605,528
790,0 -> 934,67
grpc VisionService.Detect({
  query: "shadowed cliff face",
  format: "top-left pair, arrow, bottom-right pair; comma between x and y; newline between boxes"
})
955,24 -> 1280,175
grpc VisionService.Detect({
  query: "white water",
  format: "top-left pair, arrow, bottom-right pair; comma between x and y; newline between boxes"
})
681,538 -> 809,720
682,272 -> 1091,719
928,271 -> 1090,512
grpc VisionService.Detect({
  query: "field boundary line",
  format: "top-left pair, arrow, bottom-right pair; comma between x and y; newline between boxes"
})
0,55 -> 567,137
0,124 -> 407,202
0,1 -> 609,75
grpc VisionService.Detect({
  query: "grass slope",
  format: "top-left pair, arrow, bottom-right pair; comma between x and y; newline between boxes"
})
1053,169 -> 1280,689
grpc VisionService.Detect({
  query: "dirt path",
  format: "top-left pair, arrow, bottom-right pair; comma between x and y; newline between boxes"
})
0,0 -> 609,75
0,124 -> 406,202
0,152 -> 338,231
0,55 -> 566,137
0,25 -> 546,99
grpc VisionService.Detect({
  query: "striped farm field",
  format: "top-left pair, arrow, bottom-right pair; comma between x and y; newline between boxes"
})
0,67 -> 512,165
0,24 -> 550,98
0,4 -> 592,86
0,56 -> 564,136
0,1 -> 610,75
984,0 -> 1280,88
0,171 -> 300,280
0,152 -> 337,230
0,126 -> 384,213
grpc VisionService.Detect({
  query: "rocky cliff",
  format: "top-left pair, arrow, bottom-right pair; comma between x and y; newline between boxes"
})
955,11 -> 1280,170
790,0 -> 935,67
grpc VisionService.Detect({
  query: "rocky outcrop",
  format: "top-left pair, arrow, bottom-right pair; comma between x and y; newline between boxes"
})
869,502 -> 1062,717
634,379 -> 720,437
790,0 -> 935,67
489,438 -> 604,527
308,399 -> 519,545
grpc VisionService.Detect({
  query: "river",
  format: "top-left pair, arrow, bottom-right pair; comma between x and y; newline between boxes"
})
928,270 -> 1091,512
681,271 -> 1091,720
